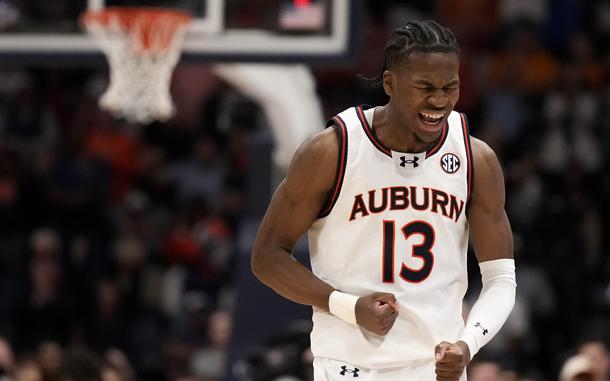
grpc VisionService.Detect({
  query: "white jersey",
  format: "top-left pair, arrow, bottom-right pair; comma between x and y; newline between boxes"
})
308,105 -> 474,369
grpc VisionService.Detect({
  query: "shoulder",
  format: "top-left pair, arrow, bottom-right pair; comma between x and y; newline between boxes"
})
285,126 -> 341,197
470,137 -> 499,169
469,137 -> 505,206
290,126 -> 339,174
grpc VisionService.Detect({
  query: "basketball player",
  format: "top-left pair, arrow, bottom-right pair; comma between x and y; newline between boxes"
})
252,20 -> 516,381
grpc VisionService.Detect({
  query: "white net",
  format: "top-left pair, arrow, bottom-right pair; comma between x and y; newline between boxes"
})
84,10 -> 190,124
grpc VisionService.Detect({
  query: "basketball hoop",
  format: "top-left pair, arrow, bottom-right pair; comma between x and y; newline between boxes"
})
82,8 -> 191,124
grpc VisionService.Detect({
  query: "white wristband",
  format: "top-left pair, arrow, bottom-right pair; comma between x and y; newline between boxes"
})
328,290 -> 359,325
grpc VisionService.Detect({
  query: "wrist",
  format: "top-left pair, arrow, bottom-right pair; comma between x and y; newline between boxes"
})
458,332 -> 478,359
328,290 -> 359,325
456,340 -> 471,363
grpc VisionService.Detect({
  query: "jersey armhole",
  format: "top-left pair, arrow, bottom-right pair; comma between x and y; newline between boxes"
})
460,113 -> 474,204
317,115 -> 348,218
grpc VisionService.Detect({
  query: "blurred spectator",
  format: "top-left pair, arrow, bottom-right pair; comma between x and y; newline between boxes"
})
0,73 -> 58,154
169,134 -> 226,206
102,349 -> 134,381
101,366 -> 122,381
47,124 -> 111,227
0,146 -> 23,330
0,337 -> 14,379
14,360 -> 42,381
131,140 -> 175,208
498,0 -> 548,27
176,376 -> 205,381
190,309 -> 233,381
13,229 -> 72,352
235,320 -> 312,381
111,235 -> 147,308
162,197 -> 235,301
486,25 -> 560,95
559,354 -> 595,381
36,341 -> 62,381
468,361 -> 503,381
578,340 -> 610,381
86,278 -> 128,354
545,0 -> 586,52
85,113 -> 137,202
566,33 -> 606,91
440,0 -> 498,36
60,349 -> 101,381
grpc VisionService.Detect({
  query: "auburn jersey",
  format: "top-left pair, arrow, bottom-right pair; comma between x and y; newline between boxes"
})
308,105 -> 474,368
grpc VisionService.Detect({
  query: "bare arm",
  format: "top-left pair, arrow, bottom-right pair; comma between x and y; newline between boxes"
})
251,125 -> 398,336
251,127 -> 339,310
468,137 -> 514,262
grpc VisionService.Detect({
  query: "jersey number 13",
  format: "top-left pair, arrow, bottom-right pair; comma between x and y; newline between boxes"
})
382,220 -> 435,283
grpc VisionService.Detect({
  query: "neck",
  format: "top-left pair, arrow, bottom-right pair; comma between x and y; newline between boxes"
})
373,104 -> 435,153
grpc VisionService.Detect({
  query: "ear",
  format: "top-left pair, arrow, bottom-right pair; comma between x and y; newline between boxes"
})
382,70 -> 394,97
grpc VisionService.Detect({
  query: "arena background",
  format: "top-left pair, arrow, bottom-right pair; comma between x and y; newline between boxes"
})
0,1 -> 608,380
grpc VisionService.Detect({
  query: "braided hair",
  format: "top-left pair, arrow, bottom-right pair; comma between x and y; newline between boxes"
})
369,20 -> 460,85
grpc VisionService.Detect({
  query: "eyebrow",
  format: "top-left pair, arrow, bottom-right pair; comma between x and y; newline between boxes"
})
413,79 -> 460,87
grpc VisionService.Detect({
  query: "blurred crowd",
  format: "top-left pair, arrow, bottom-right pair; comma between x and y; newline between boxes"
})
0,0 -> 609,381
0,64 -> 253,380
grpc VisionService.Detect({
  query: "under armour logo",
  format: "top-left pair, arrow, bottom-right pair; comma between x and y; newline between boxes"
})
475,322 -> 488,335
340,365 -> 360,377
399,156 -> 419,168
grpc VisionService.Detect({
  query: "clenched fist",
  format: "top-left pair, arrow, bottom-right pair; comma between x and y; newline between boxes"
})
434,340 -> 470,381
355,292 -> 398,335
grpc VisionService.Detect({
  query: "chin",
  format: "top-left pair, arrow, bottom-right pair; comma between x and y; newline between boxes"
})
416,130 -> 442,144
414,117 -> 445,143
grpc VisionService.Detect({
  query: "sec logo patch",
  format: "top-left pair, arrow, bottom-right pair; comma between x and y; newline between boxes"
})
441,153 -> 460,173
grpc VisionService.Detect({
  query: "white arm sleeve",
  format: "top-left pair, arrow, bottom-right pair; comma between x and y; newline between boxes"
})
460,258 -> 516,358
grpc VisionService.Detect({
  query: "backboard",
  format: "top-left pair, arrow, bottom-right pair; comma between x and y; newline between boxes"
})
0,0 -> 361,65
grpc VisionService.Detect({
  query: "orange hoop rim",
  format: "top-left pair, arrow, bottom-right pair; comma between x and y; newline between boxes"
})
82,7 -> 192,53
82,7 -> 191,28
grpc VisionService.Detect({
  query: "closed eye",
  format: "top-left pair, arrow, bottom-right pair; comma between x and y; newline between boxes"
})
413,86 -> 435,91
444,81 -> 460,90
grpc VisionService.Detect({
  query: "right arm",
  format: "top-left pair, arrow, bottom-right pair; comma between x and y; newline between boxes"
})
251,126 -> 398,334
251,127 -> 338,309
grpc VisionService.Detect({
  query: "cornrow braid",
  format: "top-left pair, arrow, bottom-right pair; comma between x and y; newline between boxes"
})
365,20 -> 459,86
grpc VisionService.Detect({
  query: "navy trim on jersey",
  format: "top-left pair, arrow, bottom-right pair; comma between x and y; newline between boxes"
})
425,121 -> 449,158
318,115 -> 348,218
356,105 -> 448,158
356,105 -> 391,157
460,113 -> 474,203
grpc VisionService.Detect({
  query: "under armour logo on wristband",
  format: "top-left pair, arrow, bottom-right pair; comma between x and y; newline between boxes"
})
475,322 -> 488,335
400,155 -> 419,168
340,365 -> 360,377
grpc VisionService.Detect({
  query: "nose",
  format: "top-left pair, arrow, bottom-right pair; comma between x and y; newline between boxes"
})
428,89 -> 448,108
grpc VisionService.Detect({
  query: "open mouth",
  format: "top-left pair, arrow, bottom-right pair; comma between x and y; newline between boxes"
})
418,112 -> 445,126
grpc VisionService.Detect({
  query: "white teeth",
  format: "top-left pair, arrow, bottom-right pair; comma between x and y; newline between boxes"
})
421,112 -> 443,120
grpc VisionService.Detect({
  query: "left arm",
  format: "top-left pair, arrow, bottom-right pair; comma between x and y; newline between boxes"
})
466,137 -> 513,264
435,137 -> 516,381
